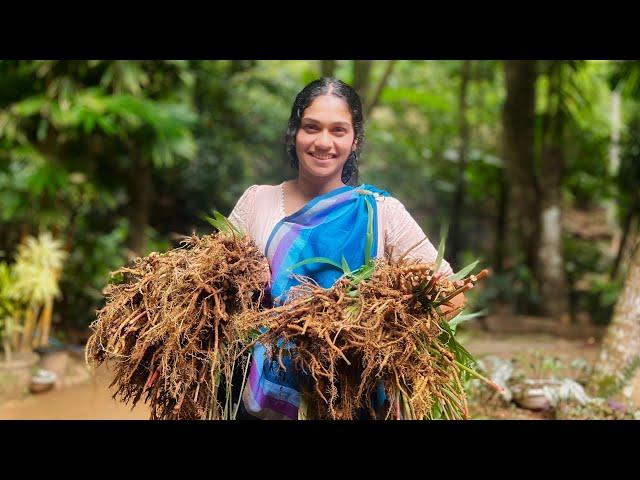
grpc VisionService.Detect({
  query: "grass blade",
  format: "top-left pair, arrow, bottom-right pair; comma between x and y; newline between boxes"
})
341,255 -> 351,274
435,222 -> 448,273
346,261 -> 375,284
448,260 -> 479,282
364,197 -> 374,265
288,256 -> 344,273
448,309 -> 487,330
201,210 -> 243,236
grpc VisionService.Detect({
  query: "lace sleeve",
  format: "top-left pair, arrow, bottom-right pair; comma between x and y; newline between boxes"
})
228,185 -> 259,236
382,197 -> 454,277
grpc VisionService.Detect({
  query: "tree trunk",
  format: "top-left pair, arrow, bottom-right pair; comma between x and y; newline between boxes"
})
606,88 -> 622,257
37,298 -> 53,348
19,306 -> 38,352
494,167 -> 508,277
353,60 -> 373,104
126,152 -> 152,256
589,238 -> 640,398
450,60 -> 472,269
537,63 -> 569,320
320,60 -> 337,78
2,337 -> 11,362
502,61 -> 540,281
537,158 -> 569,319
612,209 -> 637,279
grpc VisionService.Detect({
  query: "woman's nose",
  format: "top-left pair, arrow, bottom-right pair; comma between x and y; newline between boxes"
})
315,130 -> 332,149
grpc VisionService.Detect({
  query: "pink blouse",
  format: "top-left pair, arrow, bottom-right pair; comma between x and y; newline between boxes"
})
229,183 -> 453,276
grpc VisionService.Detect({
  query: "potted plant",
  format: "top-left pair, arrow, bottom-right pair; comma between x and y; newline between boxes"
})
0,233 -> 67,400
0,261 -> 38,401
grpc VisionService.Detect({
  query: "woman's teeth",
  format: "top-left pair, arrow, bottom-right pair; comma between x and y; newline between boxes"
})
311,153 -> 335,160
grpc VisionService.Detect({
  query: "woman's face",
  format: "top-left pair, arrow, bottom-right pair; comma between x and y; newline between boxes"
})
295,94 -> 356,182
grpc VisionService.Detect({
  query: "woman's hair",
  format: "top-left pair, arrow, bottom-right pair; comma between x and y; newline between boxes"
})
285,77 -> 364,185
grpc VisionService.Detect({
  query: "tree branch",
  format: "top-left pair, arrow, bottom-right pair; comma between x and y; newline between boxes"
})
364,60 -> 396,118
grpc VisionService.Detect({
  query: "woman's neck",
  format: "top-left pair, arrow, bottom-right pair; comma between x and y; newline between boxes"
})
294,173 -> 345,201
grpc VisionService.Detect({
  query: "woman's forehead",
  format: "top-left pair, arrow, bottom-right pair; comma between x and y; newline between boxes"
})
303,95 -> 352,122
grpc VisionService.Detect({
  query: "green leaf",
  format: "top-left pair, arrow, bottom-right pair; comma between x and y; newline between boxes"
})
437,308 -> 476,366
0,191 -> 22,221
341,255 -> 351,274
448,309 -> 487,329
288,257 -> 343,273
95,116 -> 119,135
201,210 -> 242,236
346,261 -> 375,284
82,115 -> 96,135
435,223 -> 448,273
217,211 -> 243,236
169,134 -> 197,159
203,216 -> 225,232
36,119 -> 49,142
364,197 -> 374,265
448,260 -> 479,282
12,96 -> 46,117
430,400 -> 443,420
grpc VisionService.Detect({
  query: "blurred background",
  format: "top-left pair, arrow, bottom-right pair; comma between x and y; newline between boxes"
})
0,60 -> 639,419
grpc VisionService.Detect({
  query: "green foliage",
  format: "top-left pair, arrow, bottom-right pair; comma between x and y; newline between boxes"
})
202,211 -> 243,236
0,59 -> 634,335
563,235 -> 619,325
564,235 -> 605,280
610,60 -> 640,99
616,113 -> 640,223
58,218 -> 130,329
9,232 -> 66,306
0,60 -> 200,331
476,264 -> 542,314
511,349 -> 565,381
0,262 -> 17,347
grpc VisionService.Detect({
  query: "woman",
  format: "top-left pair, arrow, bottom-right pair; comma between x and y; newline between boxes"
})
228,77 -> 462,420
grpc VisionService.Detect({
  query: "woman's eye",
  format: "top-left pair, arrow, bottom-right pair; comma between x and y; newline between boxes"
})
303,125 -> 318,131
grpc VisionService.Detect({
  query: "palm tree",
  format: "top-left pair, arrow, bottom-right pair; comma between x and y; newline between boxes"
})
589,237 -> 640,398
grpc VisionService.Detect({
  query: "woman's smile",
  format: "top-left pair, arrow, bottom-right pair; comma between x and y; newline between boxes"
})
308,152 -> 337,161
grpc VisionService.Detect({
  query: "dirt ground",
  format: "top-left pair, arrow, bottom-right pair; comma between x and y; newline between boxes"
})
0,362 -> 150,420
0,328 -> 626,420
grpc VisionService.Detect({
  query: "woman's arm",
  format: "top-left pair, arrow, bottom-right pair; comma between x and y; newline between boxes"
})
381,197 -> 453,275
228,184 -> 259,235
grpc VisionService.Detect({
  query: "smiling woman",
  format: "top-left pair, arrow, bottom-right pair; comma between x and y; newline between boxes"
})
294,95 -> 356,186
227,77 -> 460,420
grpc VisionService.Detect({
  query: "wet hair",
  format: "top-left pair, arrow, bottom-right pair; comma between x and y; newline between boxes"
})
285,77 -> 364,185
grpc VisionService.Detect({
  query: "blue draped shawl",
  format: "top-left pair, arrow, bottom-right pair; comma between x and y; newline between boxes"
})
241,184 -> 389,420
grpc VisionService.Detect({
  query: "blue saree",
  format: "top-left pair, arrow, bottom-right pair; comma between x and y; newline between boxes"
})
241,184 -> 390,420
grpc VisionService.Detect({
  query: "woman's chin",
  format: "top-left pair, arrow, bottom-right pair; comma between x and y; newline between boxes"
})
301,165 -> 341,180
